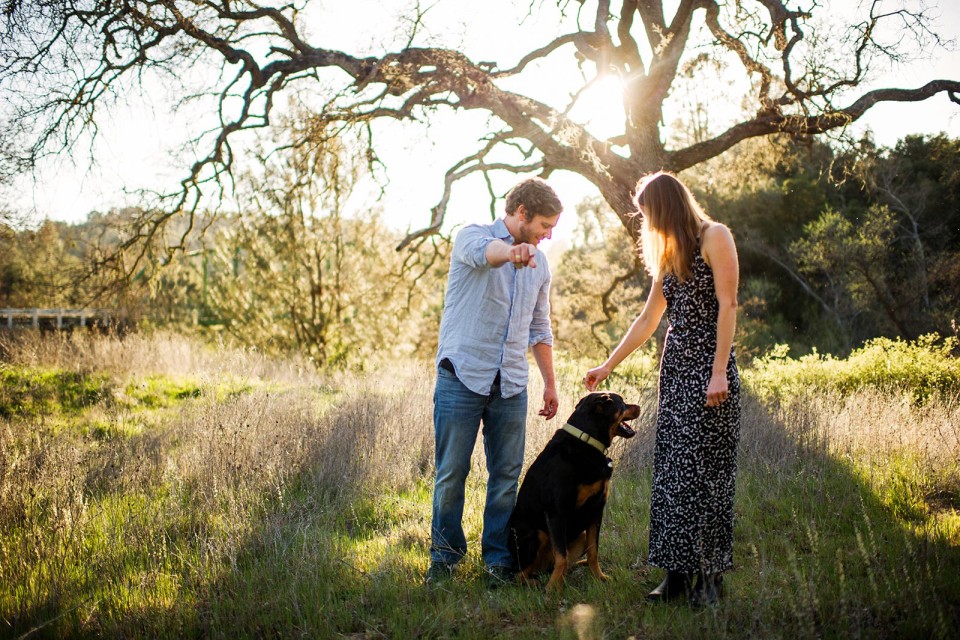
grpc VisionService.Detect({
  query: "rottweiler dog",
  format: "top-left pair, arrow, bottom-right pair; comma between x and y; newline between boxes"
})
508,392 -> 641,591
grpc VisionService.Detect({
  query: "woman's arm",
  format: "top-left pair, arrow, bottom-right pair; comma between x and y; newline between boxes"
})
584,279 -> 667,391
701,223 -> 739,407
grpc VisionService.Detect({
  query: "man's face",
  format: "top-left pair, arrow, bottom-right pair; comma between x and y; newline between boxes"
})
515,207 -> 560,246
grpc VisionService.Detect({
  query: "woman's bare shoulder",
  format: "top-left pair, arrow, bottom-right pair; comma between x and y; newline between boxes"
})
701,221 -> 733,241
700,222 -> 737,266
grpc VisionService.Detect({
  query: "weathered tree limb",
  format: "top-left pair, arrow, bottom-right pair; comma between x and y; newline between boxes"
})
1,0 -> 957,274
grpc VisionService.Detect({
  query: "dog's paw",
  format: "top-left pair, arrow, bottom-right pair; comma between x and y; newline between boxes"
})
588,565 -> 609,581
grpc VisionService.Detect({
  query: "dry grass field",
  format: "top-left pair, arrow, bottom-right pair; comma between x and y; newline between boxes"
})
1,331 -> 958,638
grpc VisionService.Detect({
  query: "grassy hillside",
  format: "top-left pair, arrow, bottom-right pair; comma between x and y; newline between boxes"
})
1,331 -> 958,638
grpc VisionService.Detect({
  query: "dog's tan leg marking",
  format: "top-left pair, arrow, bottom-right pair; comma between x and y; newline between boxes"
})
576,480 -> 605,507
518,531 -> 553,585
545,550 -> 568,592
566,532 -> 588,564
585,522 -> 608,581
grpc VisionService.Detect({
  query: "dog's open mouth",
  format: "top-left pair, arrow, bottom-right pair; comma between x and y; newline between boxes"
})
617,421 -> 637,438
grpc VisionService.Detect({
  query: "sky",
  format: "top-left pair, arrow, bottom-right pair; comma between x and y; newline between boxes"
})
11,0 -> 960,254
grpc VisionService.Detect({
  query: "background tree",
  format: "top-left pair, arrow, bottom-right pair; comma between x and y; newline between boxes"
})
0,220 -> 85,308
5,131 -> 955,360
852,135 -> 960,335
792,134 -> 960,344
551,196 -> 647,358
790,205 -> 905,337
200,119 -> 450,366
681,132 -> 960,353
2,0 -> 957,274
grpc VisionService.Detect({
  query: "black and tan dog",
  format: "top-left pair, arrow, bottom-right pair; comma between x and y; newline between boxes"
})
508,392 -> 640,591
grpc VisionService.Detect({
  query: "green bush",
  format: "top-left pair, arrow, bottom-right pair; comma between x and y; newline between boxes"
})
745,333 -> 960,404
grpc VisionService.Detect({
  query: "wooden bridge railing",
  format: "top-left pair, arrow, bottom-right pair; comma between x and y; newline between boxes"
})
0,308 -> 118,330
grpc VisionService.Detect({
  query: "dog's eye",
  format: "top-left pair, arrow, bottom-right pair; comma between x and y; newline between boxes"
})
595,400 -> 614,413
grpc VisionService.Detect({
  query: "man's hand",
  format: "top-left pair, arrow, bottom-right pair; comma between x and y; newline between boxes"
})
486,240 -> 539,268
508,242 -> 538,269
539,386 -> 558,419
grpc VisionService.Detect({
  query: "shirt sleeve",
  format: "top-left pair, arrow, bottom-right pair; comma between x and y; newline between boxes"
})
528,259 -> 554,347
453,224 -> 498,269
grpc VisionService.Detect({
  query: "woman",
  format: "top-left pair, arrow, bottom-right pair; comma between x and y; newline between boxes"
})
584,171 -> 740,607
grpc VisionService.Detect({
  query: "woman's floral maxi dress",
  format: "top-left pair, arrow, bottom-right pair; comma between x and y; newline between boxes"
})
648,245 -> 741,574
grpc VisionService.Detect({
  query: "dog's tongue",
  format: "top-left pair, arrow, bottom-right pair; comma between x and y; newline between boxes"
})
618,421 -> 637,438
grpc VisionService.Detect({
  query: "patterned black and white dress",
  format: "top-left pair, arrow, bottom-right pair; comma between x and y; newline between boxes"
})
647,241 -> 741,575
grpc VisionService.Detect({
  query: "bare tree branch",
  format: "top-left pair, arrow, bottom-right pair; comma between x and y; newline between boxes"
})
0,0 -> 956,273
590,251 -> 643,343
670,80 -> 960,171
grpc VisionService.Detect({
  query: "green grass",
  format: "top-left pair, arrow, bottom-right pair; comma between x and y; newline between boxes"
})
122,375 -> 203,408
121,374 -> 257,410
0,364 -> 111,419
1,334 -> 958,638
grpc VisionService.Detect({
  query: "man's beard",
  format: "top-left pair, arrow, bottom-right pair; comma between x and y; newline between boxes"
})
515,226 -> 538,246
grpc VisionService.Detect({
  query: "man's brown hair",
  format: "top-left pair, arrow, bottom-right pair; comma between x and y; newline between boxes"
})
505,178 -> 563,221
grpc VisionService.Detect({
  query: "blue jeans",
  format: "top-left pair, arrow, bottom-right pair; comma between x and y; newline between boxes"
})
430,366 -> 527,569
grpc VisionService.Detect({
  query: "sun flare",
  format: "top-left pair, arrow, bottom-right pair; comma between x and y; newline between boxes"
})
568,74 -> 627,140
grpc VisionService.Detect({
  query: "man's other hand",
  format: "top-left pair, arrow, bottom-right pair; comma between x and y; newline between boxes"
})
539,386 -> 558,420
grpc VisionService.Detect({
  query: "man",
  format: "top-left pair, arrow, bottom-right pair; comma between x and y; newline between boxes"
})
426,177 -> 562,589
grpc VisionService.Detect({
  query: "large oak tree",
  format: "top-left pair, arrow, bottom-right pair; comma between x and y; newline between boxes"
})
2,0 -> 957,268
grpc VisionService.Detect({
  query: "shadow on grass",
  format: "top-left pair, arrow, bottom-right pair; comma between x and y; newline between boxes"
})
186,386 -> 960,639
619,389 -> 960,639
6,381 -> 958,639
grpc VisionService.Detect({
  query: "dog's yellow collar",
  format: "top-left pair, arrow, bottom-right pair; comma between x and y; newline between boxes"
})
562,423 -> 607,454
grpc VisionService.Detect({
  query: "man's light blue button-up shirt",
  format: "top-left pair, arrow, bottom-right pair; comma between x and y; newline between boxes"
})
436,218 -> 554,398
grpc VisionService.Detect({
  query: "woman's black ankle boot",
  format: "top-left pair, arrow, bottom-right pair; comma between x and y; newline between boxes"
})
646,571 -> 692,602
689,571 -> 722,607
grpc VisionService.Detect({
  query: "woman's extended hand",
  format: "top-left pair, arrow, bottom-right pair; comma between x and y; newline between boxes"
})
705,371 -> 729,407
583,364 -> 611,392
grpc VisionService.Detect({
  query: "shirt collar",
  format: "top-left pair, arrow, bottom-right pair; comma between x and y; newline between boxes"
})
492,218 -> 514,243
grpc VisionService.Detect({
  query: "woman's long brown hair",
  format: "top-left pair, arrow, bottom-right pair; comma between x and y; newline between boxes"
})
633,171 -> 711,282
